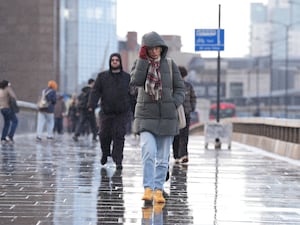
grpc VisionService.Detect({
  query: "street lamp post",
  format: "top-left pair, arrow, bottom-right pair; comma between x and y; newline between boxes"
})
270,1 -> 300,118
270,21 -> 291,118
252,36 -> 274,117
255,57 -> 260,116
269,40 -> 273,117
284,25 -> 289,118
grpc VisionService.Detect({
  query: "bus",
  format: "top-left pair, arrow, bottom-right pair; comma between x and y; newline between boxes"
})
209,102 -> 236,120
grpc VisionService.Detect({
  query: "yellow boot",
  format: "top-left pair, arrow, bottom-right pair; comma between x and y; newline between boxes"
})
142,187 -> 153,201
153,189 -> 165,203
142,206 -> 153,219
154,203 -> 165,214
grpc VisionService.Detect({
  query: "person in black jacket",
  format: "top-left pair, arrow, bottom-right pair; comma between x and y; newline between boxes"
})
72,78 -> 98,142
172,66 -> 196,164
88,53 -> 133,170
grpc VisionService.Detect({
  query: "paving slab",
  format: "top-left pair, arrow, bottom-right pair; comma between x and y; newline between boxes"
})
0,133 -> 300,225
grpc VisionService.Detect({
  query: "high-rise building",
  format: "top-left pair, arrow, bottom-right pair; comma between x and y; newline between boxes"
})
250,0 -> 300,59
60,0 -> 118,94
250,0 -> 300,92
250,3 -> 269,57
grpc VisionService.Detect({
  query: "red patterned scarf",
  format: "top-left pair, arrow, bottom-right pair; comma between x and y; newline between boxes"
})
145,57 -> 162,100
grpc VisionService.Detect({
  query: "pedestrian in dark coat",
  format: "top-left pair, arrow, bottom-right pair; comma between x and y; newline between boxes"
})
54,94 -> 67,134
0,80 -> 18,144
72,79 -> 98,142
172,66 -> 197,164
67,95 -> 79,133
88,53 -> 133,170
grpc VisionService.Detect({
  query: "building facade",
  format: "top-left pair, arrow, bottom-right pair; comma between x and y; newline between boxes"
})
0,0 -> 60,102
250,0 -> 300,59
0,0 -> 118,101
60,0 -> 118,94
250,0 -> 300,95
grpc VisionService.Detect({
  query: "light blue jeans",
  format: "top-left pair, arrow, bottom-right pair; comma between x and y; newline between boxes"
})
36,112 -> 54,138
140,131 -> 173,191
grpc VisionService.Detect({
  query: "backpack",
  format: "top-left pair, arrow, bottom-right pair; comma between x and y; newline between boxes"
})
37,89 -> 51,109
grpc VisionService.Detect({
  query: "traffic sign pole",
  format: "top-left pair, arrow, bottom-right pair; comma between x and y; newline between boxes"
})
216,4 -> 221,123
194,5 -> 223,123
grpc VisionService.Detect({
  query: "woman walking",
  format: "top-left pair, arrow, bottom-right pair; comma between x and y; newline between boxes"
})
0,80 -> 18,144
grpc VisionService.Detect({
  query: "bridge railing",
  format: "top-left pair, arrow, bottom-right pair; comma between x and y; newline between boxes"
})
0,101 -> 38,134
1,102 -> 299,160
190,117 -> 300,160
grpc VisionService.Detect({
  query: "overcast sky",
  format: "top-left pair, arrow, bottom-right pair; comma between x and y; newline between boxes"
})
117,0 -> 268,58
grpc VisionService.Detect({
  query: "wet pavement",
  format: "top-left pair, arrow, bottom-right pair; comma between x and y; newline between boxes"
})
0,133 -> 300,225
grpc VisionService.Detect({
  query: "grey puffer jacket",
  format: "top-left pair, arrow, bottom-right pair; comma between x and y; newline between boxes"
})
130,31 -> 185,136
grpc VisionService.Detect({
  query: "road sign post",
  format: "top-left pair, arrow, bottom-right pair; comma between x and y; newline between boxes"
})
197,5 -> 230,150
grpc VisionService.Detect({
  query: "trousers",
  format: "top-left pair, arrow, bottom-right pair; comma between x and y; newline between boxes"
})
140,131 -> 173,191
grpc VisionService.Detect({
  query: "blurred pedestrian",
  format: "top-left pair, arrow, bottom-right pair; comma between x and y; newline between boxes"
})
172,66 -> 196,164
54,94 -> 67,134
0,80 -> 19,144
36,80 -> 57,141
72,78 -> 98,142
130,31 -> 185,203
88,53 -> 133,170
67,94 -> 79,133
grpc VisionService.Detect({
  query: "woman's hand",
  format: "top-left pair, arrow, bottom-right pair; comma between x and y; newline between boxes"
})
139,46 -> 148,59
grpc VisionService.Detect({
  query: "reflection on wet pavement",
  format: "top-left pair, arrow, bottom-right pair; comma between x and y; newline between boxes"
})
0,134 -> 300,225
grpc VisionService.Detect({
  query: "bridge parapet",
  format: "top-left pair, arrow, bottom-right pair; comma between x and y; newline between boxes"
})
190,117 -> 300,160
1,102 -> 299,160
0,101 -> 38,134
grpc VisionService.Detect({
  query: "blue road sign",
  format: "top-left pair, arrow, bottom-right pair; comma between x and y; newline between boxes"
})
195,29 -> 224,51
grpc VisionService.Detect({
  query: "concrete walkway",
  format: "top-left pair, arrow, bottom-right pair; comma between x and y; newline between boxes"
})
0,133 -> 300,225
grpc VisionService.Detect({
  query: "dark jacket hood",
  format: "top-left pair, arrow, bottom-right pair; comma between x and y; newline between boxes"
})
109,53 -> 123,71
141,31 -> 168,58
